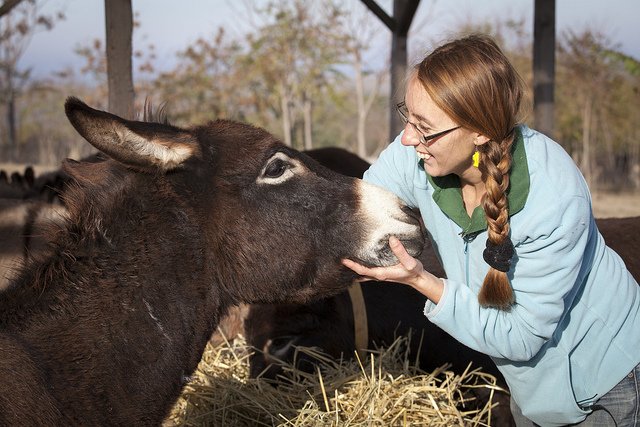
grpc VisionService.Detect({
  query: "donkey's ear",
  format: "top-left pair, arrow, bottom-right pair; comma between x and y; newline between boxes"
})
64,97 -> 199,172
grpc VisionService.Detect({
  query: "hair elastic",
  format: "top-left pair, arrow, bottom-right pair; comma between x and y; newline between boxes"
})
483,238 -> 514,272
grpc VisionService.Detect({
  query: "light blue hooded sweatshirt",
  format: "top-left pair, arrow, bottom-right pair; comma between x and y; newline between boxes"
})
363,126 -> 640,426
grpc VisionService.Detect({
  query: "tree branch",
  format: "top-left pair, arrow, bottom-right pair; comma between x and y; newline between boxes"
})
0,0 -> 24,18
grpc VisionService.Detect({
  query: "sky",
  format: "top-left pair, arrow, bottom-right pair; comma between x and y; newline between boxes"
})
16,0 -> 640,80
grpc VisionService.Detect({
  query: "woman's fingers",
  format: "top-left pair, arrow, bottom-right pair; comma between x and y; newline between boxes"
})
341,258 -> 385,281
341,237 -> 423,284
389,236 -> 420,271
341,258 -> 366,274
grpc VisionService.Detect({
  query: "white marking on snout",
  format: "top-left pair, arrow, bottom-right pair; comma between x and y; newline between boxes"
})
355,180 -> 422,263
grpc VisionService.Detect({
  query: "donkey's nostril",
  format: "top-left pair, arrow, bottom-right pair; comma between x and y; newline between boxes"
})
400,205 -> 421,223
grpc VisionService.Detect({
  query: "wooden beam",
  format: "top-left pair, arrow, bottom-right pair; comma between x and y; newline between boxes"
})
389,0 -> 420,139
105,0 -> 134,118
533,0 -> 556,138
396,0 -> 420,36
359,0 -> 396,32
0,0 -> 24,18
359,0 -> 421,140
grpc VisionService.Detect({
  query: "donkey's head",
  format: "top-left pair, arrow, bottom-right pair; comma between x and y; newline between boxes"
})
64,97 -> 424,304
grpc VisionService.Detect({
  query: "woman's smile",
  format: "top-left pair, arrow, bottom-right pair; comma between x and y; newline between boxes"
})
416,149 -> 432,161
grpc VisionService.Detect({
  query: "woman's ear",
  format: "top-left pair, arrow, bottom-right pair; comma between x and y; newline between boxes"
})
474,133 -> 491,146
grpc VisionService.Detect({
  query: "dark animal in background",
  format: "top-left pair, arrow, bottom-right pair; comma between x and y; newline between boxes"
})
0,171 -> 25,199
0,199 -> 67,290
0,156 -> 107,290
0,98 -> 425,426
594,216 -> 640,280
0,165 -> 64,203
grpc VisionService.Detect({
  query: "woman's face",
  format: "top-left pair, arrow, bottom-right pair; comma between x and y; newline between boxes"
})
401,78 -> 480,179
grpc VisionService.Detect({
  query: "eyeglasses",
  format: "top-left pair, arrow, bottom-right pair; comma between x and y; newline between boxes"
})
396,101 -> 460,145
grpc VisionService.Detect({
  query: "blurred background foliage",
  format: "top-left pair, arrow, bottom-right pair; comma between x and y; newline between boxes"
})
1,0 -> 638,191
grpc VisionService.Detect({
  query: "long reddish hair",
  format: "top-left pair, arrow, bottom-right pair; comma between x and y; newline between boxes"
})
415,34 -> 524,309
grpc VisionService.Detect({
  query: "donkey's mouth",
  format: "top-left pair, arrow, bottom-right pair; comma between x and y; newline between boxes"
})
353,235 -> 425,268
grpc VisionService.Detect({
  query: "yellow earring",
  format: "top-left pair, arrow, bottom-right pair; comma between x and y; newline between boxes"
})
472,150 -> 480,168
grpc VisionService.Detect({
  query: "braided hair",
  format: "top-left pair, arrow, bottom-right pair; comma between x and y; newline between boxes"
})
416,34 -> 524,310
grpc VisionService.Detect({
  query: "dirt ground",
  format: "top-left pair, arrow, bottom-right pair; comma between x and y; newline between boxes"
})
591,192 -> 640,218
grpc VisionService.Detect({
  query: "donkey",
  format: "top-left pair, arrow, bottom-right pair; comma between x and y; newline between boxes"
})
0,97 -> 425,426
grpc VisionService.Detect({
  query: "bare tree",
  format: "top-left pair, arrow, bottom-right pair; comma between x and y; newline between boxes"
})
558,29 -> 627,189
0,0 -> 61,160
343,5 -> 386,159
238,0 -> 346,149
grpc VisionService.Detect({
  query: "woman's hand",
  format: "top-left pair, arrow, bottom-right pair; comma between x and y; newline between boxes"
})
342,236 -> 424,284
341,236 -> 445,303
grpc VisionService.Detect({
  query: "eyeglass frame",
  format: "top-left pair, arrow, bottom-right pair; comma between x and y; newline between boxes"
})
396,101 -> 461,145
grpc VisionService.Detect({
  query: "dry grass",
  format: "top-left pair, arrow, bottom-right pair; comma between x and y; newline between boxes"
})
165,334 -> 506,427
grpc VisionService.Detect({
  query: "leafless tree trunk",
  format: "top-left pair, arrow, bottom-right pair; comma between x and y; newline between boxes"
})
302,94 -> 313,150
630,139 -> 640,189
1,12 -> 19,159
279,83 -> 293,146
6,78 -> 16,156
354,51 -> 367,156
105,0 -> 134,118
353,50 -> 383,158
581,96 -> 593,188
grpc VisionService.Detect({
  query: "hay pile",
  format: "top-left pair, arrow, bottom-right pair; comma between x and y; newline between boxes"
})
166,333 -> 505,426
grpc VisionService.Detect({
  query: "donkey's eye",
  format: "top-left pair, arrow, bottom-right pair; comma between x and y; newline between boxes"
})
263,159 -> 288,179
257,152 -> 301,185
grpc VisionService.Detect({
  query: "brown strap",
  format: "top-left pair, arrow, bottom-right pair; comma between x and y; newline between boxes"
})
347,281 -> 368,362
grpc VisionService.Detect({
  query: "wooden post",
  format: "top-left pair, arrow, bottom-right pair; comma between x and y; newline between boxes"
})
360,0 -> 419,141
105,0 -> 134,118
389,0 -> 408,140
533,0 -> 556,138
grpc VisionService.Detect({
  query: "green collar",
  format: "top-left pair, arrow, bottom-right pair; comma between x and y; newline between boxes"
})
425,127 -> 529,238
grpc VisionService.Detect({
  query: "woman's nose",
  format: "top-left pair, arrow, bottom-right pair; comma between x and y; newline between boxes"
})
400,124 -> 420,147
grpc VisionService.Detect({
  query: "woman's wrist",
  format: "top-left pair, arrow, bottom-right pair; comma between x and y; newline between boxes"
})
412,271 -> 444,304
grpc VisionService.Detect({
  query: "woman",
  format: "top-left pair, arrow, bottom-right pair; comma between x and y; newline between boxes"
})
342,34 -> 640,426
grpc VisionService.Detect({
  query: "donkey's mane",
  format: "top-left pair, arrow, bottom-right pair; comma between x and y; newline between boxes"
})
140,98 -> 169,124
